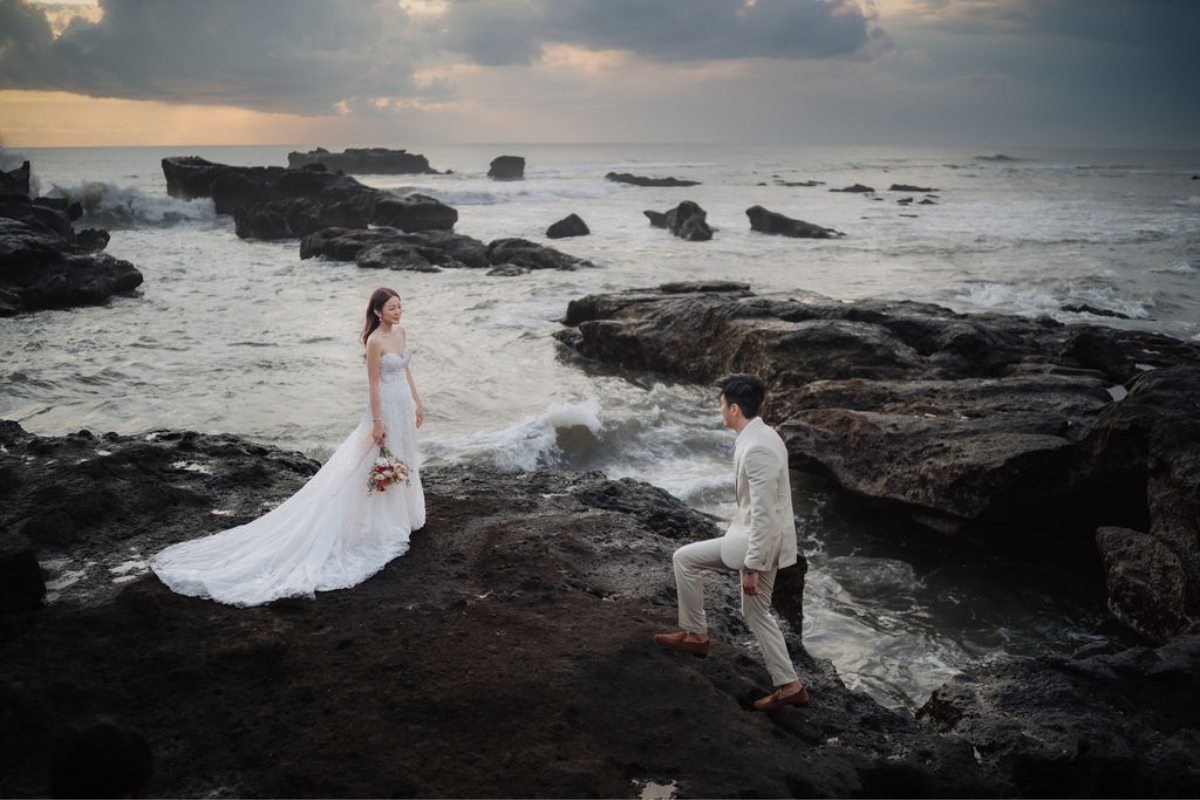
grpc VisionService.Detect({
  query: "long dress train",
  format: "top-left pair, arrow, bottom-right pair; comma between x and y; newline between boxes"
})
150,350 -> 425,606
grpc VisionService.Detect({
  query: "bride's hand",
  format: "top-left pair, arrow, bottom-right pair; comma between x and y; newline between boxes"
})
415,403 -> 424,429
372,420 -> 386,446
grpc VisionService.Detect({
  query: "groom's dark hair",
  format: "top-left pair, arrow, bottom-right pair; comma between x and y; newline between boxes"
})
718,374 -> 765,419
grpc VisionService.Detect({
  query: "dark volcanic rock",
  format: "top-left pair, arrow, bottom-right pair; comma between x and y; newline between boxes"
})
301,227 -> 488,269
2,160 -> 31,195
0,192 -> 142,316
605,172 -> 701,187
3,420 -> 1199,797
546,213 -> 589,239
773,178 -> 824,187
486,237 -> 595,271
488,155 -> 525,181
0,528 -> 43,613
1061,302 -> 1131,319
161,156 -> 457,239
1097,526 -> 1191,645
354,244 -> 441,272
831,183 -> 875,193
917,632 -> 1200,797
746,205 -> 843,238
299,227 -> 592,273
644,200 -> 713,241
287,147 -> 439,174
555,284 -> 1200,638
232,191 -> 456,240
890,184 -> 936,192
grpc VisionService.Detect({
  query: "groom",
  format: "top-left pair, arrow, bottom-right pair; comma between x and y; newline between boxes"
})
654,374 -> 809,711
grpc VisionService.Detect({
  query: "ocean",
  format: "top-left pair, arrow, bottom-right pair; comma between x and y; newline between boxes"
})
3,142 -> 1198,710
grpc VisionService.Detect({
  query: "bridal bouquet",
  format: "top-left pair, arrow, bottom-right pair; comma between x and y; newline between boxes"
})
367,446 -> 410,494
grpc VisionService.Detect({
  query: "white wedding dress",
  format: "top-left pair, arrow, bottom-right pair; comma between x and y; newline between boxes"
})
150,350 -> 425,606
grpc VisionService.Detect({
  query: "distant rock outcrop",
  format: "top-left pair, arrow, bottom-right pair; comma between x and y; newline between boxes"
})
488,156 -> 525,181
644,200 -> 712,241
830,183 -> 875,193
773,178 -> 825,187
1,168 -> 143,316
605,172 -> 700,187
546,213 -> 589,239
160,157 -> 457,240
745,205 -> 842,239
286,147 -> 440,174
889,184 -> 936,192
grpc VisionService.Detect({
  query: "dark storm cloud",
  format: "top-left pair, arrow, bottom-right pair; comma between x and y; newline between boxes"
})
0,0 -> 881,114
915,0 -> 1200,51
0,0 -> 427,114
441,0 -> 882,65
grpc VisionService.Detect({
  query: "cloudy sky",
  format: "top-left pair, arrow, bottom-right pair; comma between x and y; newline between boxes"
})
0,0 -> 1196,148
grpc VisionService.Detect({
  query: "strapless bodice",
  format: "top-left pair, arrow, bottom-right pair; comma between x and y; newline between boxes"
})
380,349 -> 411,383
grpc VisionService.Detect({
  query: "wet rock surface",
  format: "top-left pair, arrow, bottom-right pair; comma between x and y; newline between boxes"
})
299,227 -> 594,273
286,147 -> 440,175
917,631 -> 1200,798
644,200 -> 713,241
746,205 -> 844,238
3,420 -> 1199,796
546,212 -> 590,239
161,156 -> 457,239
554,283 -> 1200,637
606,172 -> 701,187
488,155 -> 525,181
0,165 -> 143,316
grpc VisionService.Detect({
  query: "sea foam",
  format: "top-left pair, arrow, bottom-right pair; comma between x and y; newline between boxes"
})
47,181 -> 218,227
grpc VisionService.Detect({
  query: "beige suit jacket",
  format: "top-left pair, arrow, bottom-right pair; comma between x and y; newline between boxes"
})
719,417 -> 798,572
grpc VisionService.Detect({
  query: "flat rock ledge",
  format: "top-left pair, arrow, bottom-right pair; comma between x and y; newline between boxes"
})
606,172 -> 701,187
3,420 -> 1198,797
299,227 -> 595,274
1,162 -> 143,316
161,156 -> 457,240
286,147 -> 441,175
554,283 -> 1200,648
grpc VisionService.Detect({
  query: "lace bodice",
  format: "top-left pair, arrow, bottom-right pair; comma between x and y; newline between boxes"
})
380,349 -> 410,383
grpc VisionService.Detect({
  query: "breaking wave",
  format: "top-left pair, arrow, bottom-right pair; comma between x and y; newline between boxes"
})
45,181 -> 218,228
936,280 -> 1153,321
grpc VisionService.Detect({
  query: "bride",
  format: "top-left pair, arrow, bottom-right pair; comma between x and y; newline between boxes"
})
150,287 -> 426,606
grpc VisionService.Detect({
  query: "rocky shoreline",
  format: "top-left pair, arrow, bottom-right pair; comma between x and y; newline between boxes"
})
554,283 -> 1200,646
5,150 -> 1200,796
2,419 -> 1199,797
1,161 -> 143,316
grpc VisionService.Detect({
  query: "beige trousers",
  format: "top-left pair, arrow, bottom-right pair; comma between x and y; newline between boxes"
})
672,537 -> 799,687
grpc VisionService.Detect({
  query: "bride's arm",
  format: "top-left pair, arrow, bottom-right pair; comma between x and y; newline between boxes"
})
406,365 -> 424,429
366,339 -> 386,445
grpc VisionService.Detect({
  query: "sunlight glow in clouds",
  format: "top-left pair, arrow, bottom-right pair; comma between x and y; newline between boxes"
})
0,0 -> 1196,148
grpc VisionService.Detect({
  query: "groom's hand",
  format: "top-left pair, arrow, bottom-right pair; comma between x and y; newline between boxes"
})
742,570 -> 761,596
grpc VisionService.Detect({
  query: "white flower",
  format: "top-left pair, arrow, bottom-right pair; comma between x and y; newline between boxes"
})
374,457 -> 389,468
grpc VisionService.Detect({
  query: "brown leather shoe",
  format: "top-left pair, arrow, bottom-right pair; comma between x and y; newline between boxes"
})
653,631 -> 711,658
753,685 -> 810,711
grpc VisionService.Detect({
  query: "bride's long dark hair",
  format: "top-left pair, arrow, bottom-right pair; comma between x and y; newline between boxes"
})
361,287 -> 401,346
